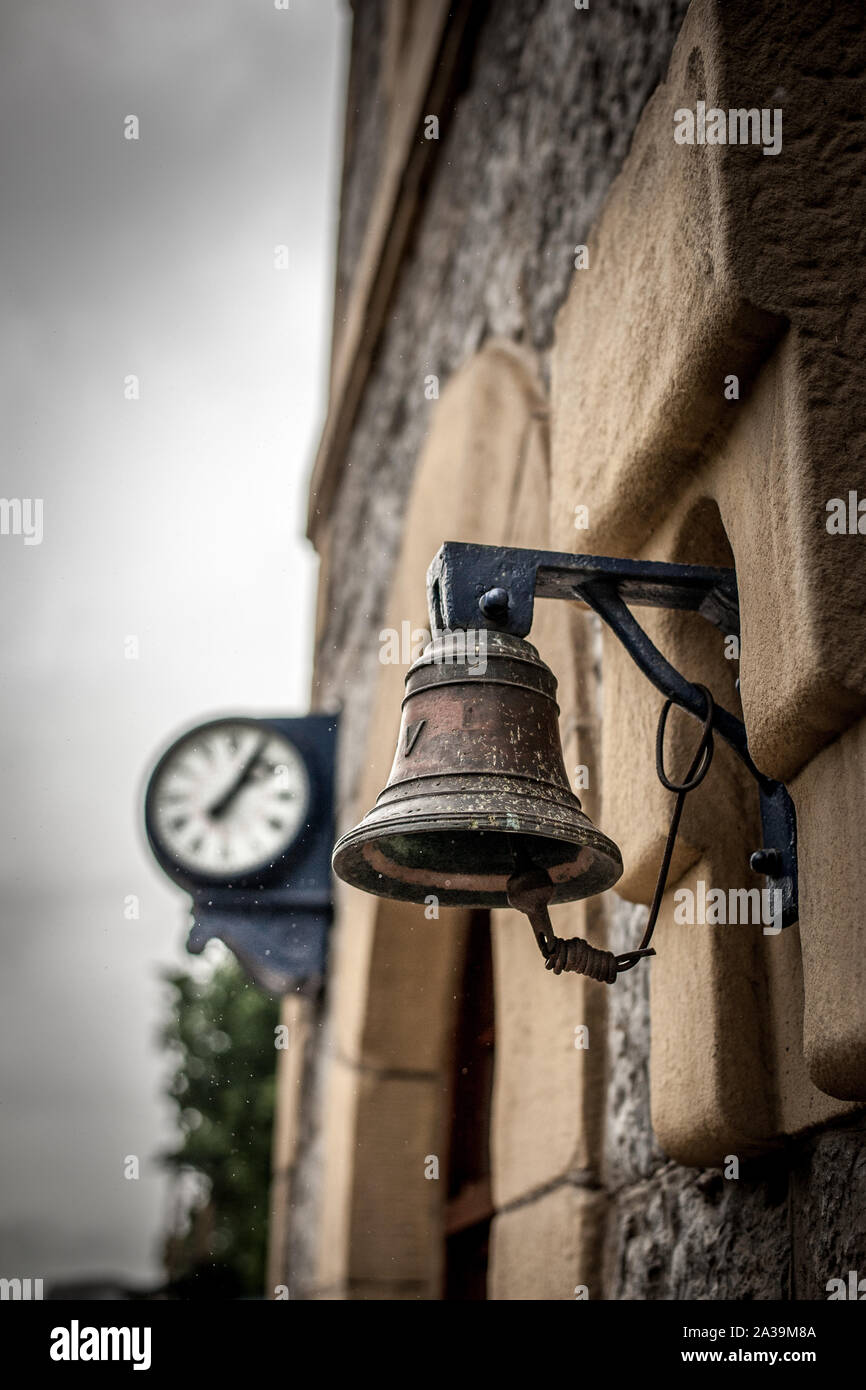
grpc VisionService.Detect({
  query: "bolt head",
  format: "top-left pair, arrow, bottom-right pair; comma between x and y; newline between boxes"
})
750,848 -> 783,877
479,587 -> 509,618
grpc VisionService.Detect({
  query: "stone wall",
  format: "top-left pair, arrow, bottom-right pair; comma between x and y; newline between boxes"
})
604,905 -> 866,1300
313,0 -> 692,805
289,0 -> 866,1298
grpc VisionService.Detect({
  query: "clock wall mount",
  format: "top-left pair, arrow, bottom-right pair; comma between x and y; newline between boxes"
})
144,713 -> 338,993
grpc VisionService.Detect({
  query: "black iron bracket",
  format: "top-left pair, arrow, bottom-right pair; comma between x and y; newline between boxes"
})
427,541 -> 798,928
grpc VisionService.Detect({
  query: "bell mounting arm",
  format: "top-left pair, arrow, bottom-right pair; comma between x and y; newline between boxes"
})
427,540 -> 798,930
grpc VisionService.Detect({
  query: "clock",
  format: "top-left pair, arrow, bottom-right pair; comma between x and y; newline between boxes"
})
145,716 -> 311,885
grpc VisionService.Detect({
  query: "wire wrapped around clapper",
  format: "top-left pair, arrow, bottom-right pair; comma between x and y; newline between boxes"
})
507,685 -> 716,984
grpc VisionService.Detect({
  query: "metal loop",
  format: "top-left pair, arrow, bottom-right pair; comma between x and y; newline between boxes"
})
542,933 -> 619,983
615,946 -> 657,974
655,684 -> 715,793
510,684 -> 719,985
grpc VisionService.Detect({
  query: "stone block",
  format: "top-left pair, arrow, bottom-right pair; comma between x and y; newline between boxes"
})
791,1117 -> 866,1299
488,1183 -> 606,1301
605,1160 -> 790,1300
794,717 -> 866,1099
490,900 -> 607,1208
347,1068 -> 445,1292
330,886 -> 469,1075
551,0 -> 866,784
648,852 -> 775,1167
311,1054 -> 446,1297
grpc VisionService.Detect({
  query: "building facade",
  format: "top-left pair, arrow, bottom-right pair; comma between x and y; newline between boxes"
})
271,0 -> 866,1300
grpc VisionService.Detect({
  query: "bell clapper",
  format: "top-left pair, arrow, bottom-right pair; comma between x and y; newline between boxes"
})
506,866 -> 621,984
505,866 -> 557,954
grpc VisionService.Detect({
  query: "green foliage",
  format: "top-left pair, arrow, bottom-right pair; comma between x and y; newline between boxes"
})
159,955 -> 279,1298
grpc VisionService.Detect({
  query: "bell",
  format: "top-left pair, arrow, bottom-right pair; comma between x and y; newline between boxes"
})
332,630 -> 623,911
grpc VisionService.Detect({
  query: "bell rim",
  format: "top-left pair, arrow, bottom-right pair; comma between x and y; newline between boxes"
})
332,808 -> 623,908
334,809 -> 622,857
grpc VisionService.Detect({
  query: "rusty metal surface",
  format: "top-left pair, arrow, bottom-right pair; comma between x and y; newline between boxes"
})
332,632 -> 623,908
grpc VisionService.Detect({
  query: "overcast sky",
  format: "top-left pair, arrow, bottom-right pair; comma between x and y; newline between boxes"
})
0,0 -> 346,1286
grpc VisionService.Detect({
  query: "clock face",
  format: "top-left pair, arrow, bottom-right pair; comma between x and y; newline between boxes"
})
146,719 -> 310,882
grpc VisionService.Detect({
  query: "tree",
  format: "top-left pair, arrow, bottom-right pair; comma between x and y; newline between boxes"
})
158,956 -> 279,1298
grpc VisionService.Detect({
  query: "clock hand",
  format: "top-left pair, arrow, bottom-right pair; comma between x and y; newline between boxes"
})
206,734 -> 269,820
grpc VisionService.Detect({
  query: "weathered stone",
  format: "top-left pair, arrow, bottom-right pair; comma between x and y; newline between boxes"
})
490,901 -> 606,1207
551,0 -> 866,784
548,0 -> 866,1166
267,995 -> 314,1293
791,1116 -> 866,1299
293,0 -> 866,1303
346,1068 -> 446,1292
602,900 -> 665,1190
314,0 -> 692,797
489,1184 -> 606,1301
605,1158 -> 791,1300
648,850 -> 776,1167
794,717 -> 866,1099
304,1053 -> 446,1298
329,888 -> 468,1075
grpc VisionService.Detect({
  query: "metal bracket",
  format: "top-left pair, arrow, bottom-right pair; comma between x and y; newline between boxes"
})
427,541 -> 798,928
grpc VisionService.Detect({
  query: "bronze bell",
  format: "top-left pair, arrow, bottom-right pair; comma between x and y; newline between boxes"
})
332,631 -> 623,920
